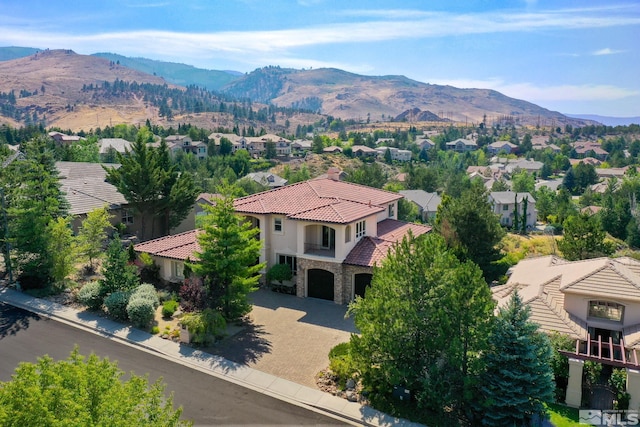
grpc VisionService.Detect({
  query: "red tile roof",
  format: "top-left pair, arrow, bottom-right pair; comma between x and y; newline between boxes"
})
134,230 -> 201,261
344,219 -> 432,267
233,177 -> 402,224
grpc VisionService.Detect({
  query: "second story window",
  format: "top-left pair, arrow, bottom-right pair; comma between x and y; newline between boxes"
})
588,301 -> 624,322
345,225 -> 351,243
388,204 -> 395,218
274,217 -> 283,233
356,220 -> 366,238
503,205 -> 509,211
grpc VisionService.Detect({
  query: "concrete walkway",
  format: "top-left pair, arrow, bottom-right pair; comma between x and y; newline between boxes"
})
0,287 -> 421,427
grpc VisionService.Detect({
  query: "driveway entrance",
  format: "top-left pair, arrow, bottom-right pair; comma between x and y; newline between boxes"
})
207,288 -> 357,388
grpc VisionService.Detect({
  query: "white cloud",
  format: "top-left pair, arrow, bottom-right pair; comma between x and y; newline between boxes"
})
1,5 -> 639,61
592,48 -> 624,55
427,78 -> 640,102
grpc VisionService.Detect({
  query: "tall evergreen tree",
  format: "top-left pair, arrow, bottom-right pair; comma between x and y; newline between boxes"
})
435,183 -> 505,282
349,233 -> 495,420
104,135 -> 160,240
191,190 -> 264,320
479,292 -> 555,426
3,137 -> 69,283
557,213 -> 614,261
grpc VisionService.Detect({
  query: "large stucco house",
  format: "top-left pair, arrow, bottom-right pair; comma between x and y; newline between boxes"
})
492,255 -> 640,409
134,169 -> 431,304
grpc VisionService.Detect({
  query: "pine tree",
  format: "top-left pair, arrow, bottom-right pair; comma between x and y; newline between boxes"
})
191,190 -> 264,320
479,292 -> 555,426
101,235 -> 139,296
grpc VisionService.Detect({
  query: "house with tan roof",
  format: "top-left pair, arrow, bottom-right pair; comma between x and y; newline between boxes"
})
135,170 -> 431,303
164,135 -> 207,159
56,161 -> 140,236
493,255 -> 640,409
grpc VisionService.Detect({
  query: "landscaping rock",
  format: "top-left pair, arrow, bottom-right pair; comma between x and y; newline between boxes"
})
346,378 -> 356,389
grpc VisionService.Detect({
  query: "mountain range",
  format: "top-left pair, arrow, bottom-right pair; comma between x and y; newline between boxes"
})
0,47 -> 602,131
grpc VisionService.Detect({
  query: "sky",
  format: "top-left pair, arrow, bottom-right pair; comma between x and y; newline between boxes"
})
1,0 -> 639,117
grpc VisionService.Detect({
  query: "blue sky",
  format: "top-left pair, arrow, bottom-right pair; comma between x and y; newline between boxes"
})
1,0 -> 639,117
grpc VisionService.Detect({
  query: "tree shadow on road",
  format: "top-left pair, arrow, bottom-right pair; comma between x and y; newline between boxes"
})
0,303 -> 42,338
205,321 -> 272,366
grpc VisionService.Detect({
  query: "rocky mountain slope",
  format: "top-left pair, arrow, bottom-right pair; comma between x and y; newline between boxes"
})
222,66 -> 580,126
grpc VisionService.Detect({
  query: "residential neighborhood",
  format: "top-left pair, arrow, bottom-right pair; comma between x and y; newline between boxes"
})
2,117 -> 640,426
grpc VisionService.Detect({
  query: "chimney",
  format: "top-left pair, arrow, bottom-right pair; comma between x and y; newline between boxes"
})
327,167 -> 341,181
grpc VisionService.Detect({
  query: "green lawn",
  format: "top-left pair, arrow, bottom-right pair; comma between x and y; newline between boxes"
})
547,402 -> 581,427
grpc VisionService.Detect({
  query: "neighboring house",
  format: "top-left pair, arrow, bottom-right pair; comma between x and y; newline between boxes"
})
399,190 -> 441,222
136,171 -> 431,303
165,135 -> 207,159
48,131 -> 84,146
504,159 -> 544,175
245,172 -> 288,188
323,146 -> 343,154
596,167 -> 628,179
489,191 -> 537,229
134,229 -> 201,283
375,138 -> 394,146
208,133 -> 247,152
569,157 -> 602,167
487,141 -> 518,155
291,139 -> 313,154
492,255 -> 640,409
170,193 -> 220,235
98,138 -> 132,160
56,161 -> 139,236
375,146 -> 412,162
351,145 -> 378,158
445,138 -> 477,152
574,141 -> 609,160
416,137 -> 436,151
246,134 -> 292,156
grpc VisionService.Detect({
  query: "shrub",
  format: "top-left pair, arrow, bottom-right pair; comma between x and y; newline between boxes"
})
151,325 -> 160,334
76,281 -> 104,311
139,252 -> 160,284
179,277 -> 208,312
104,291 -> 131,321
131,283 -> 160,309
162,300 -> 179,318
126,297 -> 155,328
267,263 -> 293,285
180,308 -> 226,345
328,342 -> 356,389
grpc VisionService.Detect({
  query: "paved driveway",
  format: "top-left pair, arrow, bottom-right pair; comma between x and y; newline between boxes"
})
206,288 -> 357,388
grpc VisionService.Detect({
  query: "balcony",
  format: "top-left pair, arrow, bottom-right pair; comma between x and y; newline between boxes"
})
304,243 -> 335,258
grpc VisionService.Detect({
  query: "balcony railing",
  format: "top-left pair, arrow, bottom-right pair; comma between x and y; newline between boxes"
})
304,243 -> 335,258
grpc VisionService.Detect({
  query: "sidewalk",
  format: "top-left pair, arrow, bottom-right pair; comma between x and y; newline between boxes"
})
0,287 -> 422,427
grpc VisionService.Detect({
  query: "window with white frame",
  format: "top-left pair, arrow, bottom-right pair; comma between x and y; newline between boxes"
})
356,220 -> 366,238
388,203 -> 395,218
345,225 -> 351,243
121,209 -> 134,224
274,217 -> 283,233
588,300 -> 624,322
278,254 -> 297,276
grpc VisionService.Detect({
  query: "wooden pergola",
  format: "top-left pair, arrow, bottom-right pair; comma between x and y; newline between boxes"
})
559,334 -> 640,369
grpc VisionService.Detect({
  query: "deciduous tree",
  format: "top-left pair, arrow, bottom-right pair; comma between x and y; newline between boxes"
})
78,206 -> 113,273
0,348 -> 191,426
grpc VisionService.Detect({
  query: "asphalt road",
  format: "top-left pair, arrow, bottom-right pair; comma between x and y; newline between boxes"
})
0,302 -> 348,426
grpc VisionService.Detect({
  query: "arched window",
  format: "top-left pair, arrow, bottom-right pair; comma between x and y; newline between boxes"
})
588,301 -> 624,322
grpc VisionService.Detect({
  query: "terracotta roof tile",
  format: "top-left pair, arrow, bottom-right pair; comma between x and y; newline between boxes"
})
233,178 -> 402,224
134,230 -> 201,261
344,219 -> 432,267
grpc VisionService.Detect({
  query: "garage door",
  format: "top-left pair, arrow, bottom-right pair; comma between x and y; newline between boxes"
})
354,273 -> 373,299
307,269 -> 334,301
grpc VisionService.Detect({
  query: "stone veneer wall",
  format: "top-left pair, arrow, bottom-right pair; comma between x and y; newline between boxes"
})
295,258 -> 373,304
343,264 -> 374,302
